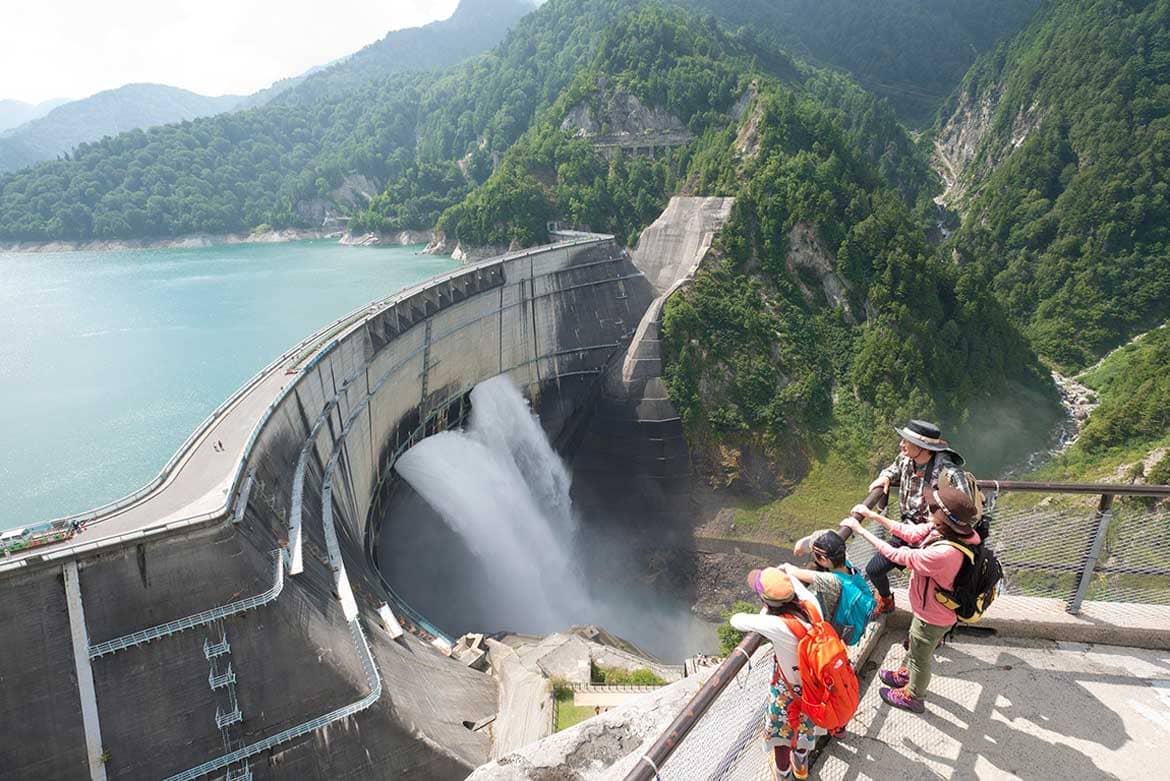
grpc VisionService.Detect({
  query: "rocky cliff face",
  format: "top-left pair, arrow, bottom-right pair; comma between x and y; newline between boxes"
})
933,84 -> 1045,207
422,232 -> 513,262
561,88 -> 689,138
341,229 -> 435,247
786,222 -> 856,323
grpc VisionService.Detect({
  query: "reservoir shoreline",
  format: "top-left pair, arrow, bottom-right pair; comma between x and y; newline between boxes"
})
0,227 -> 441,254
0,228 -> 341,254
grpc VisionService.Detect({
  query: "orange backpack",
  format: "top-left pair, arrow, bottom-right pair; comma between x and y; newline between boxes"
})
773,599 -> 860,736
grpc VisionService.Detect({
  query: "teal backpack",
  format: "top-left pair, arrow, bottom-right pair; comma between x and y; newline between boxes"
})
830,562 -> 876,646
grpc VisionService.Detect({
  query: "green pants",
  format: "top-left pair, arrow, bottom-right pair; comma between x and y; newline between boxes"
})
904,616 -> 953,698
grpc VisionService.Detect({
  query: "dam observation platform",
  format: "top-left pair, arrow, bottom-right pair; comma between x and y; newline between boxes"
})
469,481 -> 1170,780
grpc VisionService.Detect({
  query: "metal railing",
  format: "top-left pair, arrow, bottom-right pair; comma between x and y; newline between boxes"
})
972,480 -> 1170,613
204,635 -> 230,659
214,704 -> 242,729
624,479 -> 1170,780
89,551 -> 284,659
209,664 -> 236,690
163,619 -> 382,781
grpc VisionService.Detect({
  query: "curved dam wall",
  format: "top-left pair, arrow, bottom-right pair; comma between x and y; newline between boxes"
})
0,235 -> 655,781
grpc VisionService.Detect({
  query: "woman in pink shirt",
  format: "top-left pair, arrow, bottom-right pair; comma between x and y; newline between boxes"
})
840,485 -> 980,713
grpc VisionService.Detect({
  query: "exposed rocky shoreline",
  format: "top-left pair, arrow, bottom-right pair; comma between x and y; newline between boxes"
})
339,229 -> 435,247
0,227 -> 519,261
0,228 -> 338,254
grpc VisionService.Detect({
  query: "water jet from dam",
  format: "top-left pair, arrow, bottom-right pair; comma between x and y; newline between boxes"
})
390,375 -> 716,659
394,375 -> 586,633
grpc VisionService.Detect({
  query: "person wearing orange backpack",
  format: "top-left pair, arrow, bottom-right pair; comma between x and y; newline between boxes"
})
731,567 -> 859,779
840,485 -> 980,714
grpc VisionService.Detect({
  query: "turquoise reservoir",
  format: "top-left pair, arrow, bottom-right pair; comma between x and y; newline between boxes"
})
0,240 -> 459,528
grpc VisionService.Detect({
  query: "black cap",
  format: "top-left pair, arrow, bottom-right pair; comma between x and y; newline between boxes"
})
812,530 -> 847,567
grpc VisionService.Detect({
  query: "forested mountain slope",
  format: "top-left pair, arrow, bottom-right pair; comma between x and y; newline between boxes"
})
0,0 -> 1035,244
677,0 -> 1041,125
273,0 -> 537,105
431,4 -> 1057,474
0,85 -> 243,174
936,0 -> 1170,370
1030,323 -> 1170,486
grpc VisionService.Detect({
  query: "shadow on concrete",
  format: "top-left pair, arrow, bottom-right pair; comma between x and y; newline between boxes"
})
820,635 -> 1130,780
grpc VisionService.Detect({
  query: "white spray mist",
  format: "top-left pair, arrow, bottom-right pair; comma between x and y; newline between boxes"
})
394,375 -> 586,633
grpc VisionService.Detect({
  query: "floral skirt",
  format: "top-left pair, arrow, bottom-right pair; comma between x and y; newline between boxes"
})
765,680 -> 822,749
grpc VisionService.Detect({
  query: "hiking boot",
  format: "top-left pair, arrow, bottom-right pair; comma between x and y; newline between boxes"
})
871,594 -> 896,618
879,667 -> 910,688
880,686 -> 925,714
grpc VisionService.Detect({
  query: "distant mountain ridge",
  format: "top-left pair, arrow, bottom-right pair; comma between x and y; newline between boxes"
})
0,0 -> 539,240
0,98 -> 70,132
274,0 -> 539,105
0,84 -> 244,173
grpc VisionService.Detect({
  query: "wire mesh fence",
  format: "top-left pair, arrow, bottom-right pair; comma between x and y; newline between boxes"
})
841,490 -> 1170,614
655,644 -> 774,781
634,485 -> 1170,781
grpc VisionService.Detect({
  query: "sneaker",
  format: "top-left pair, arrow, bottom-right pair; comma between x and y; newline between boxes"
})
879,667 -> 909,688
829,725 -> 847,739
880,686 -> 925,714
792,750 -> 809,780
871,594 -> 896,618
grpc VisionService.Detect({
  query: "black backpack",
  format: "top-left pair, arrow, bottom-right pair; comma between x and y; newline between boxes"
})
930,539 -> 1004,623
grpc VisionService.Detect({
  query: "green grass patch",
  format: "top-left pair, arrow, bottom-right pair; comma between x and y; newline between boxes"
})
590,663 -> 666,686
554,698 -> 596,731
552,677 -> 600,732
731,450 -> 870,545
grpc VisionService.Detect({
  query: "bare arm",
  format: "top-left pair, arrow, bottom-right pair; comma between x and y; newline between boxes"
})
781,562 -> 818,584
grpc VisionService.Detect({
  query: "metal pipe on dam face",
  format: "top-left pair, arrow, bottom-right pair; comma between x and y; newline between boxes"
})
0,234 -> 657,780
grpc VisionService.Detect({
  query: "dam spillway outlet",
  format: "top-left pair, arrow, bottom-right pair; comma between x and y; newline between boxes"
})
381,375 -> 718,660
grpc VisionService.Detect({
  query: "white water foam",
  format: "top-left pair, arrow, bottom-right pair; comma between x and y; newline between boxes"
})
394,375 -> 587,633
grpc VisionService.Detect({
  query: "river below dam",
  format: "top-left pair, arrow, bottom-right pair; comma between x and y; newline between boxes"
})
0,240 -> 459,529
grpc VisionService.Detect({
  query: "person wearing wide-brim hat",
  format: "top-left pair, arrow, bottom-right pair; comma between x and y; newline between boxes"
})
841,486 -> 981,714
730,568 -> 824,779
791,420 -> 973,614
860,420 -> 971,616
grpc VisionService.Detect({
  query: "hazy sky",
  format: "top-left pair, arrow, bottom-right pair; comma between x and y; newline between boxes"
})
0,1 -> 461,104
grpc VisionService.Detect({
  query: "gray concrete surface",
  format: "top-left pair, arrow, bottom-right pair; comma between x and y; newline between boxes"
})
818,634 -> 1170,780
488,639 -> 556,759
572,198 -> 733,529
0,564 -> 89,780
63,560 -> 107,781
468,672 -> 711,781
469,593 -> 1170,781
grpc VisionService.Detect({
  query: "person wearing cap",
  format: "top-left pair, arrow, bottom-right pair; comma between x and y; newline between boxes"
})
862,419 -> 971,616
731,567 -> 824,779
781,531 -> 852,624
840,485 -> 981,714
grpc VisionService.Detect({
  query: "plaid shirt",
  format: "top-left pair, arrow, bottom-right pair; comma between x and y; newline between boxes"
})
879,451 -> 969,524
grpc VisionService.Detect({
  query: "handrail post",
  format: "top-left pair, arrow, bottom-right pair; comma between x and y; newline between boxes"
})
1068,493 -> 1115,614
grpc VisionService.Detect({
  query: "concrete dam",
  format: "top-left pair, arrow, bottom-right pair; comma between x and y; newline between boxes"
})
0,199 -> 733,780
